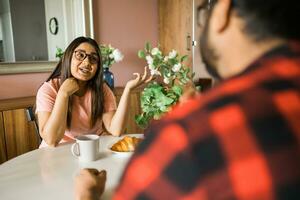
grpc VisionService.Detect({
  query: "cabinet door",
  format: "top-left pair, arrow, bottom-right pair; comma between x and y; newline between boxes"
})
159,0 -> 193,67
125,90 -> 144,134
0,112 -> 7,164
3,109 -> 39,160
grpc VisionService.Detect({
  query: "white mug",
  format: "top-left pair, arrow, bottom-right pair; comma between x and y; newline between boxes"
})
71,134 -> 100,162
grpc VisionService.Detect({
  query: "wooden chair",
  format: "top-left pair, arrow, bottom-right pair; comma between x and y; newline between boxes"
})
25,106 -> 42,145
195,78 -> 213,92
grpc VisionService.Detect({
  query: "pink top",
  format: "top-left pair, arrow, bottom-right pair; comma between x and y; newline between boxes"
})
36,78 -> 117,147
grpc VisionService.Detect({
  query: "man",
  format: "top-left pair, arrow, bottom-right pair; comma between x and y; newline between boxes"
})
75,0 -> 300,199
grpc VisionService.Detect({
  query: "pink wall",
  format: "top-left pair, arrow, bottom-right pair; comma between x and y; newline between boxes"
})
0,0 -> 158,100
0,73 -> 50,99
93,0 -> 158,86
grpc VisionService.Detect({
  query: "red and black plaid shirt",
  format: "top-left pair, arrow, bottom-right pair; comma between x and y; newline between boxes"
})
114,42 -> 300,200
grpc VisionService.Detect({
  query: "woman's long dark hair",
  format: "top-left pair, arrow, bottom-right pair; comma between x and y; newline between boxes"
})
46,37 -> 104,128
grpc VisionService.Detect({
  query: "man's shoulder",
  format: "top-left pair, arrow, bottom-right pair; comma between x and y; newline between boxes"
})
164,81 -> 246,123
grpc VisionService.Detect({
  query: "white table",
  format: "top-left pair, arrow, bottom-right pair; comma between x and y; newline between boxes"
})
0,134 -> 141,200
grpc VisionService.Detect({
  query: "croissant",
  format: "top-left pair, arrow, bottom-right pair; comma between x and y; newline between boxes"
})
111,136 -> 143,152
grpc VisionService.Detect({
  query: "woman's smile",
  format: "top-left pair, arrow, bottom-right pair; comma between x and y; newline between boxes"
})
78,66 -> 92,75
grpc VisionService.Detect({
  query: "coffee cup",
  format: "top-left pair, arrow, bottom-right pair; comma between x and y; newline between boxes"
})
71,134 -> 100,162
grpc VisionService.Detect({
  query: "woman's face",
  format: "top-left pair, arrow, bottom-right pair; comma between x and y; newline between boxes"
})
70,42 -> 100,82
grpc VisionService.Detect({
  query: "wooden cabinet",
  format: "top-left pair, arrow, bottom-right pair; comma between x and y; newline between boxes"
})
0,97 -> 39,164
0,113 -> 7,163
159,0 -> 193,67
3,109 -> 39,160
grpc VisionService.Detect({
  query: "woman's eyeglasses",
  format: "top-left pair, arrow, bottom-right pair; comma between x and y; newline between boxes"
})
74,50 -> 99,64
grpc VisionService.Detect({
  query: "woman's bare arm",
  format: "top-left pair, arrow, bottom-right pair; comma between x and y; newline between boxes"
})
38,78 -> 79,146
102,67 -> 153,136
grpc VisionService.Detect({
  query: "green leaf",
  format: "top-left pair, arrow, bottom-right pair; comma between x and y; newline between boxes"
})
135,114 -> 148,129
157,95 -> 174,107
172,85 -> 183,96
55,47 -> 64,59
145,42 -> 151,52
180,55 -> 188,62
138,50 -> 146,58
169,58 -> 177,65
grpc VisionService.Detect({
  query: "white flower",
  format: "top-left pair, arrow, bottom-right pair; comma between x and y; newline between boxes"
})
146,55 -> 153,65
148,63 -> 155,70
150,69 -> 161,76
163,77 -> 170,84
172,63 -> 181,72
168,50 -> 177,59
163,56 -> 169,62
151,47 -> 161,56
112,49 -> 124,62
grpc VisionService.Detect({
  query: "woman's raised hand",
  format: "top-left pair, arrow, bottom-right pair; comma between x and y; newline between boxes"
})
60,78 -> 80,96
125,66 -> 154,90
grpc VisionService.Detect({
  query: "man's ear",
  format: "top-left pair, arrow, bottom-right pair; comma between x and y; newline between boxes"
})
210,0 -> 232,33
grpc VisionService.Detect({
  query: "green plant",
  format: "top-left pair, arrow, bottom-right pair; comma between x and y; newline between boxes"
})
100,44 -> 124,68
135,42 -> 193,128
55,47 -> 64,59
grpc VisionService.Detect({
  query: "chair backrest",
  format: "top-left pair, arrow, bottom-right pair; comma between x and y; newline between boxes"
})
196,78 -> 213,92
25,106 -> 42,144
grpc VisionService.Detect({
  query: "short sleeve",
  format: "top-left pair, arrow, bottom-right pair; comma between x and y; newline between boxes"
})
103,83 -> 117,113
36,79 -> 60,113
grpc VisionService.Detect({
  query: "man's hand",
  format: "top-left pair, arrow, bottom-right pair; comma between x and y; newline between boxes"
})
75,169 -> 106,200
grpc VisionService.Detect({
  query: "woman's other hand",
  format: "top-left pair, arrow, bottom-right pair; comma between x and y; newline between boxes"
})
60,78 -> 80,96
125,66 -> 154,90
74,168 -> 106,200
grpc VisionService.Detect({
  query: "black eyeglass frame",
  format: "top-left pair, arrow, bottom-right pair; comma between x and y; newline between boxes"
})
73,50 -> 100,64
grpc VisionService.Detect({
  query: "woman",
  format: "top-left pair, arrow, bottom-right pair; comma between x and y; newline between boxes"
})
36,37 -> 151,147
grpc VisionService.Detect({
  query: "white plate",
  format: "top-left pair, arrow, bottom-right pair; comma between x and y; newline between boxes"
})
109,149 -> 134,157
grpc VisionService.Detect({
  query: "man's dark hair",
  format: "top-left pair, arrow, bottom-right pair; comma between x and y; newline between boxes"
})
208,0 -> 300,41
231,0 -> 300,41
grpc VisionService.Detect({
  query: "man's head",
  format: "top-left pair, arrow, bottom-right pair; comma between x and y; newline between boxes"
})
200,0 -> 300,79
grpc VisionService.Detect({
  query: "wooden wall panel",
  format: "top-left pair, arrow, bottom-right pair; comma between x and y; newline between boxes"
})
159,0 -> 193,67
0,112 -> 7,164
0,96 -> 35,111
3,109 -> 39,160
114,87 -> 144,134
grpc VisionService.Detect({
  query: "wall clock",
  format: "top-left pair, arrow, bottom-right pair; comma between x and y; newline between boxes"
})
49,17 -> 59,35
